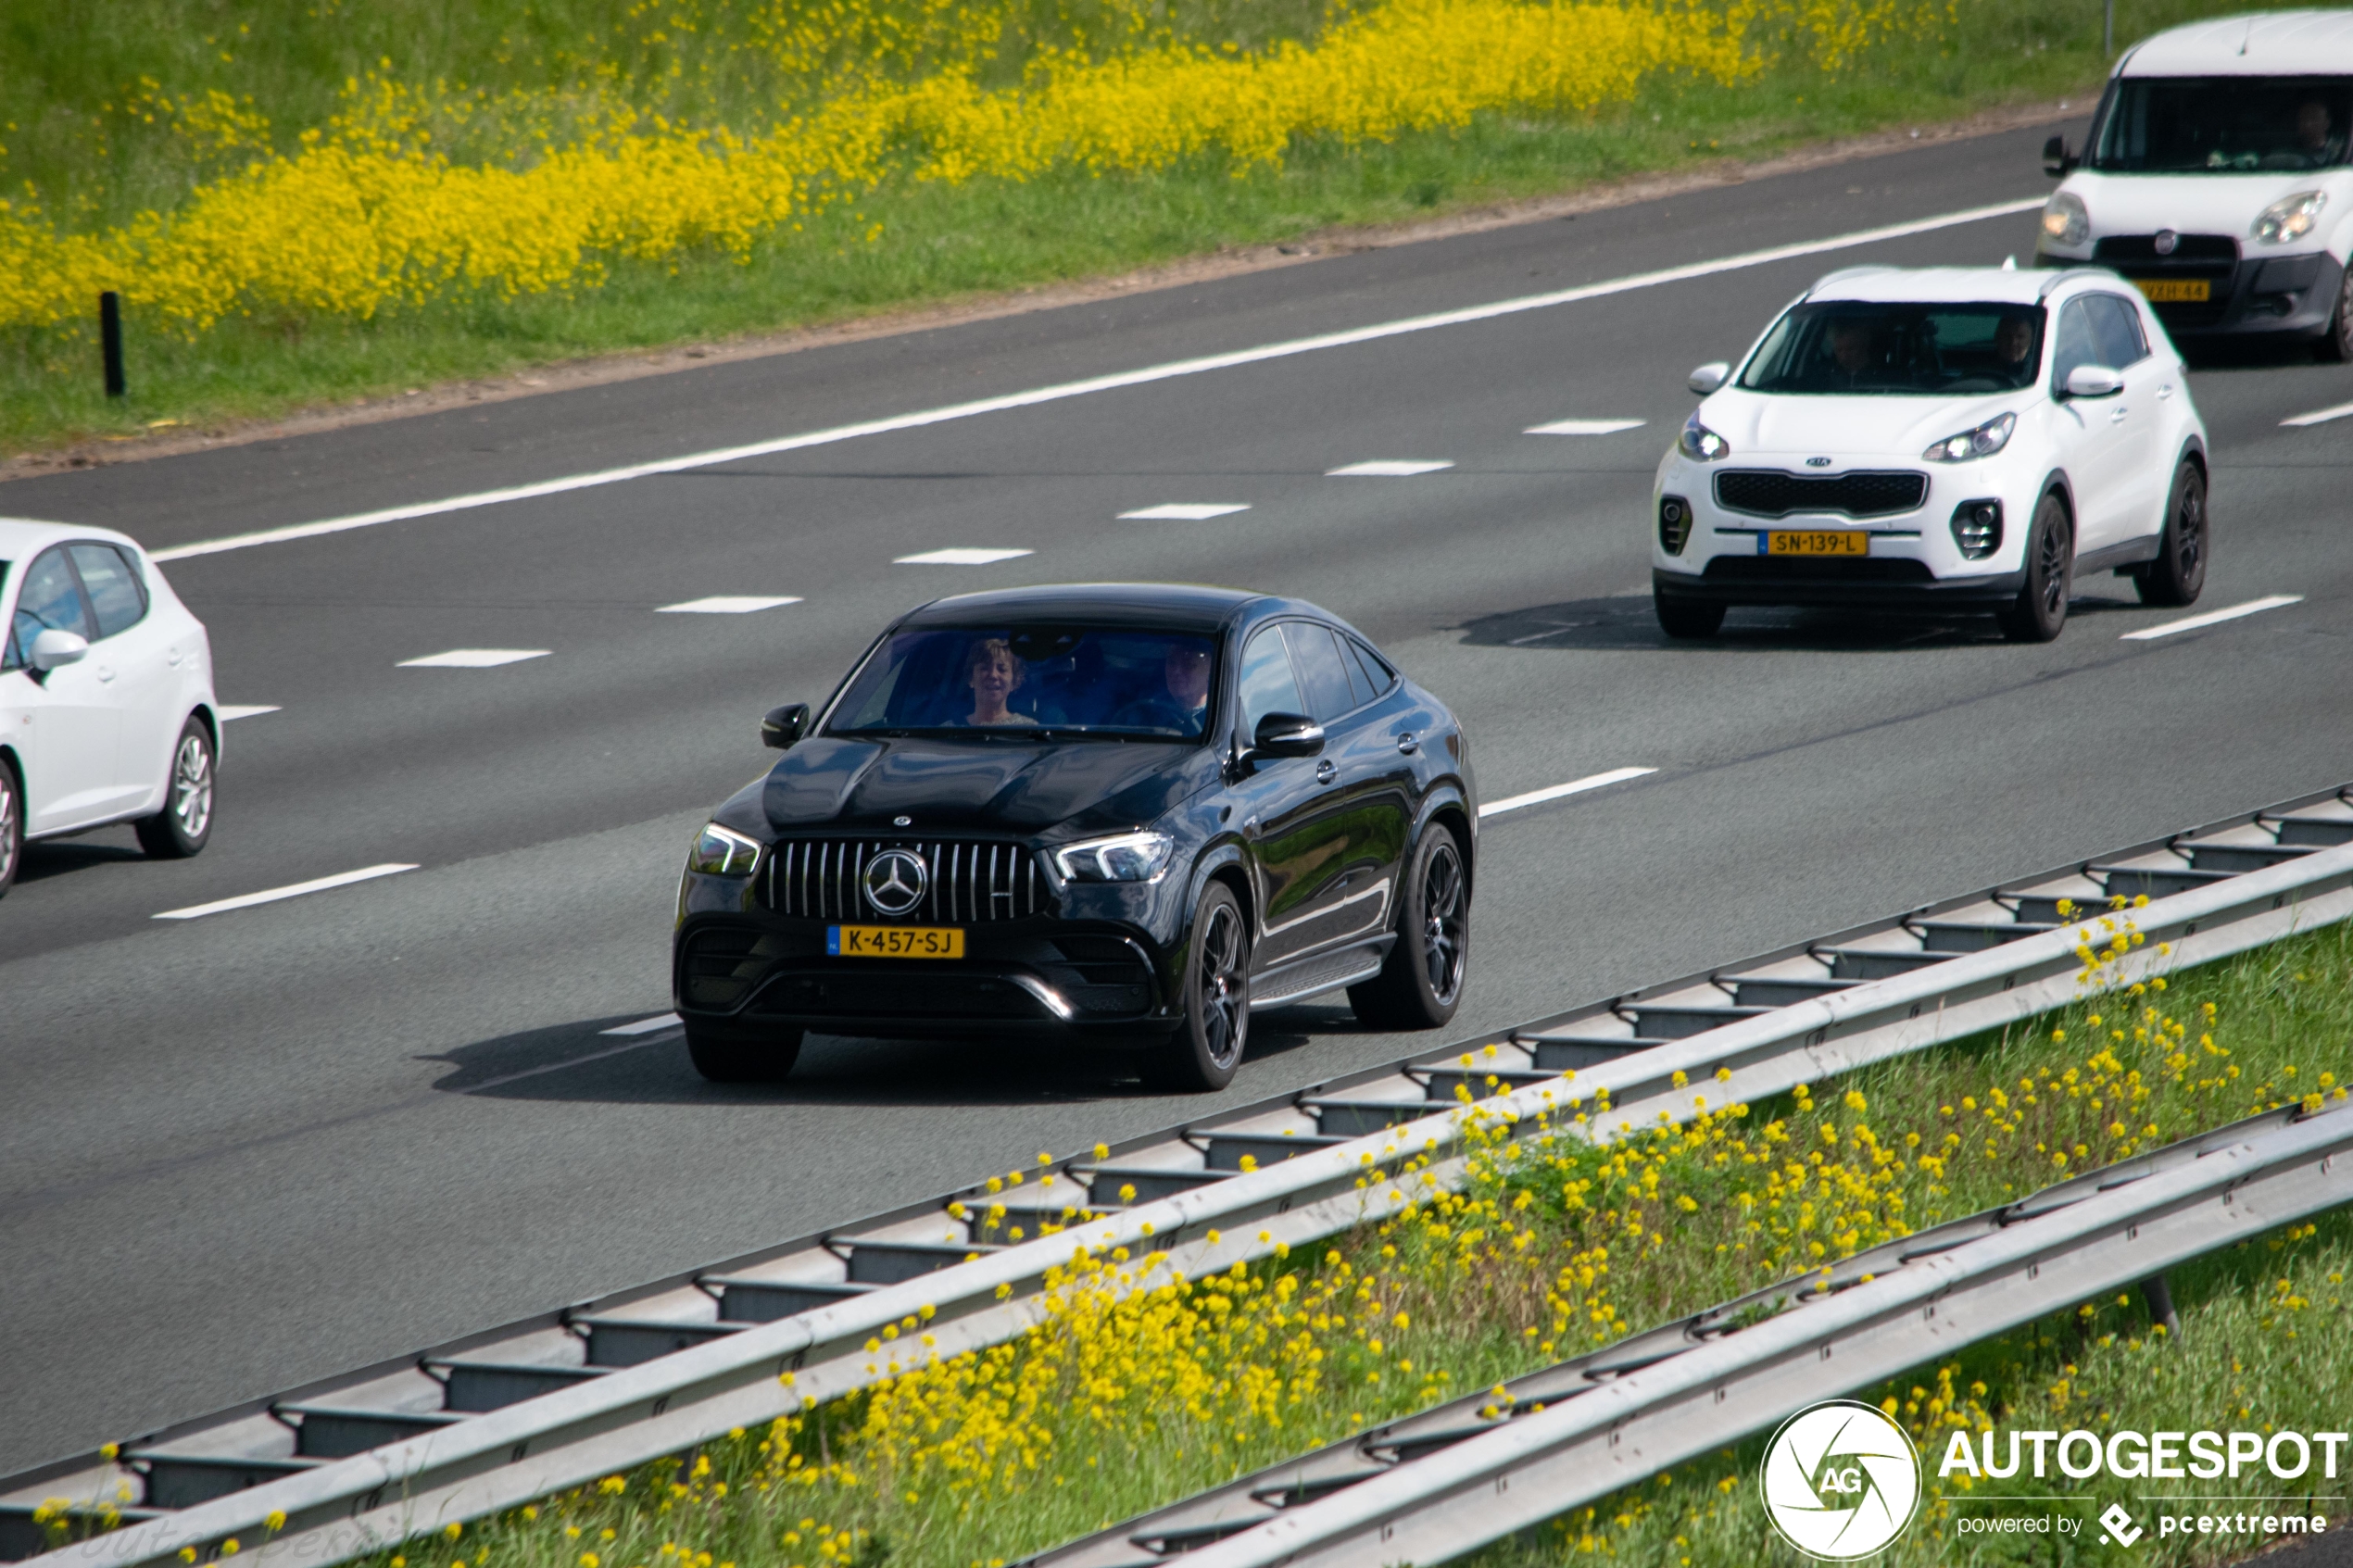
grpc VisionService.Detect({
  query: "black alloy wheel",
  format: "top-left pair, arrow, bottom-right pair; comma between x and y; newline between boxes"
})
1997,494 -> 2074,644
686,1020 -> 804,1084
2320,268 -> 2353,364
2134,461 -> 2208,608
135,716 -> 215,859
1655,594 -> 1727,640
0,755 -> 21,901
1349,827 -> 1470,1031
1146,882 -> 1250,1093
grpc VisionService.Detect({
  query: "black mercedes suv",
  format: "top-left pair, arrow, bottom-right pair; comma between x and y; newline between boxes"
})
673,583 -> 1478,1091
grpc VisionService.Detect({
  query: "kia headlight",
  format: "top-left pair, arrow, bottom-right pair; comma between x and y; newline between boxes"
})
2253,191 -> 2326,245
1052,831 -> 1175,884
1678,412 -> 1732,461
687,822 -> 763,877
1923,411 -> 2017,462
2042,191 -> 2089,247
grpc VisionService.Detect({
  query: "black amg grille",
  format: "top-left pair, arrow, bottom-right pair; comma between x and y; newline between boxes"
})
766,839 -> 1050,922
2094,233 -> 2237,267
1704,557 -> 1936,583
1714,470 -> 1928,520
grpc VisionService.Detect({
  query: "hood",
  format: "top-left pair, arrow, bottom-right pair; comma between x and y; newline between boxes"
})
2065,169 -> 2351,238
1698,389 -> 2027,461
761,734 -> 1222,836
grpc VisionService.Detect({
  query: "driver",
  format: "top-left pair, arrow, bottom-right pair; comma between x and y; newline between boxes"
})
2296,99 -> 2336,160
1162,643 -> 1211,721
1823,319 -> 1880,386
961,637 -> 1037,727
1994,316 -> 2038,378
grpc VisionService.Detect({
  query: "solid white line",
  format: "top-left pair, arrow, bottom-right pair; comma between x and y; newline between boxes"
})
895,546 -> 1032,564
1327,459 -> 1453,476
657,595 -> 803,613
145,196 -> 2045,564
1118,503 -> 1252,521
601,1011 -> 684,1036
2119,595 -> 2303,641
1478,767 -> 1657,818
2281,399 -> 2353,428
155,863 -> 418,920
397,647 -> 550,668
1525,418 -> 1647,435
217,705 -> 281,721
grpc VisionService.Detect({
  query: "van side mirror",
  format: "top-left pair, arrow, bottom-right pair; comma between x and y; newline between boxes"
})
2062,364 -> 2123,399
29,628 -> 89,672
1247,712 -> 1325,766
761,702 -> 810,749
1687,361 -> 1730,395
2043,135 -> 2078,179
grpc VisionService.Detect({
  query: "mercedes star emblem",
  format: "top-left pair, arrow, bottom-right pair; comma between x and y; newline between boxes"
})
893,815 -> 912,827
862,848 -> 928,916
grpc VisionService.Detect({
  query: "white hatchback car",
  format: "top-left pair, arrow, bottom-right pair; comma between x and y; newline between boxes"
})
1,518 -> 219,898
1651,265 -> 2211,643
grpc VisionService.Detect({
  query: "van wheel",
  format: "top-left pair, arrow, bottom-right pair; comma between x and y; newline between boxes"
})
135,717 -> 215,859
2319,268 -> 2353,363
2133,461 -> 2208,608
1997,495 -> 2073,643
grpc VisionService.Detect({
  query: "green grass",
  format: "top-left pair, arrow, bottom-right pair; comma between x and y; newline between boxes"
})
0,0 -> 2271,457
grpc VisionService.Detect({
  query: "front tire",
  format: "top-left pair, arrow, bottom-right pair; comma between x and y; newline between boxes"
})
2318,266 -> 2353,363
0,755 -> 22,901
1655,594 -> 1726,640
686,1020 -> 803,1083
1349,826 -> 1470,1032
2133,461 -> 2208,608
135,717 -> 215,859
1144,882 -> 1250,1092
1996,495 -> 2073,644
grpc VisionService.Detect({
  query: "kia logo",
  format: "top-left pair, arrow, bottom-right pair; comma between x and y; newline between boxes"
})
2155,229 -> 2178,256
1806,457 -> 1834,468
862,848 -> 928,915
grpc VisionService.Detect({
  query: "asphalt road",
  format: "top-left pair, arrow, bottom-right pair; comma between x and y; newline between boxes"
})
4,118 -> 2351,1477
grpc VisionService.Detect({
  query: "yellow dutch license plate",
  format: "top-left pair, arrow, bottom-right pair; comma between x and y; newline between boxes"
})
2137,278 -> 2210,303
1766,531 -> 1869,557
829,924 -> 965,959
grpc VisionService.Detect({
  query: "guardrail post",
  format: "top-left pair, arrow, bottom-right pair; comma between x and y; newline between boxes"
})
100,292 -> 126,398
2142,1273 -> 2181,1336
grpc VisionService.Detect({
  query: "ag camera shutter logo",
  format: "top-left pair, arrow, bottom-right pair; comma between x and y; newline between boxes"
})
1760,1399 -> 1923,1560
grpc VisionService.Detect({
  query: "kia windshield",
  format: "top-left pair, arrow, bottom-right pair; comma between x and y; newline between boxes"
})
2090,77 -> 2352,171
1738,303 -> 2046,395
827,626 -> 1219,740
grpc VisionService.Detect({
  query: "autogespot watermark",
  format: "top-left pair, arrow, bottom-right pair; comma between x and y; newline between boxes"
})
1759,1403 -> 2346,1559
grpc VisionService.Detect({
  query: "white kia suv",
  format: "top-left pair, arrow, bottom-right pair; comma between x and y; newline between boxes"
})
1,518 -> 220,898
2036,11 -> 2353,361
1650,265 -> 2211,643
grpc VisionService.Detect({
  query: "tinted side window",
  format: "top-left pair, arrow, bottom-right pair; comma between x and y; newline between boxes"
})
1283,623 -> 1359,723
69,544 -> 147,639
13,547 -> 93,657
1338,635 -> 1377,709
1346,637 -> 1395,693
2086,295 -> 2149,367
1236,627 -> 1306,734
2050,299 -> 2102,388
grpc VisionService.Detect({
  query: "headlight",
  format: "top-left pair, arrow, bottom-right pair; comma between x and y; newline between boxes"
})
1923,411 -> 2017,462
2253,191 -> 2326,245
1678,413 -> 1731,461
1052,831 -> 1175,884
2042,191 -> 2089,247
687,822 -> 763,877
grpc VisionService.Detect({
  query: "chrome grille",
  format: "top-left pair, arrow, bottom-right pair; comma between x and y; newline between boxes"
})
766,840 -> 1049,922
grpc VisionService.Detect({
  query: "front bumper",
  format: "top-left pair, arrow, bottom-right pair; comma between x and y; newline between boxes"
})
2038,244 -> 2346,340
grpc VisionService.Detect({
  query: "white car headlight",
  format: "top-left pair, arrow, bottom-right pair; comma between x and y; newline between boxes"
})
2253,191 -> 2326,245
2042,191 -> 2089,247
687,822 -> 763,877
1052,831 -> 1175,884
1923,411 -> 2017,462
1678,412 -> 1731,461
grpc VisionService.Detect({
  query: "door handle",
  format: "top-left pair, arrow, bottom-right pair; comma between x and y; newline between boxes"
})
2109,406 -> 2129,422
1315,759 -> 1338,784
1395,732 -> 1418,755
2157,383 -> 2174,399
95,665 -> 116,683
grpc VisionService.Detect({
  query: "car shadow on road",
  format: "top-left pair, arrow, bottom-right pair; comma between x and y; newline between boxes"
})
13,834 -> 147,886
1455,593 -> 2144,652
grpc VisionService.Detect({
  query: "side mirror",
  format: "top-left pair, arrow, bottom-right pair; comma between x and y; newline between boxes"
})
1687,361 -> 1730,395
30,628 -> 89,672
2042,135 -> 2078,179
2062,364 -> 2123,399
1248,712 -> 1325,764
761,702 -> 810,750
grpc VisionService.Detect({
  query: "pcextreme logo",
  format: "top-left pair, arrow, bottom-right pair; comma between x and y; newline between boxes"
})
1759,1400 -> 1924,1561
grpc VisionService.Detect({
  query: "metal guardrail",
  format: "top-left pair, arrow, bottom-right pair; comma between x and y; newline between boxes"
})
6,784 -> 2352,1568
1028,1098 -> 2353,1565
1056,1098 -> 2353,1568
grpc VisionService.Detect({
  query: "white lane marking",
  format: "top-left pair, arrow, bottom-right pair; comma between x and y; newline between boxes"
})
217,705 -> 281,721
1118,503 -> 1252,521
1327,459 -> 1453,476
1525,418 -> 1647,435
895,546 -> 1033,564
2282,399 -> 2353,428
155,862 -> 418,921
2119,594 -> 2303,641
397,647 -> 551,668
657,595 -> 804,613
601,1011 -> 684,1036
1478,766 -> 1657,818
145,196 -> 2045,564
464,1037 -> 673,1093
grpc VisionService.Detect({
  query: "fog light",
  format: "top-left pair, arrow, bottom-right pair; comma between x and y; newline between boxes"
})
1659,495 -> 1692,554
1951,499 -> 2003,560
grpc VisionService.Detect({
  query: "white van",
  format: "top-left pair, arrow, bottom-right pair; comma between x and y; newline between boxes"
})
2036,10 -> 2353,359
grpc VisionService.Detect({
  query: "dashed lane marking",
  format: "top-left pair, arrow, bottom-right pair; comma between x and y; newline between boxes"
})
1118,504 -> 1252,521
217,706 -> 281,721
895,547 -> 1033,565
2120,595 -> 2303,641
1327,460 -> 1453,476
2281,399 -> 2353,428
155,863 -> 419,921
1524,419 -> 1647,435
602,1012 -> 684,1036
396,648 -> 551,668
1478,767 -> 1657,818
657,596 -> 803,613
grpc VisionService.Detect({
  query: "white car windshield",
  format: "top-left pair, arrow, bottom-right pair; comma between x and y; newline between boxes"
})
828,626 -> 1220,740
2091,76 -> 2351,172
1739,302 -> 2046,395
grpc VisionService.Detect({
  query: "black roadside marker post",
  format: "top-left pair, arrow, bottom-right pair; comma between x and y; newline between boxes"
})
100,290 -> 126,398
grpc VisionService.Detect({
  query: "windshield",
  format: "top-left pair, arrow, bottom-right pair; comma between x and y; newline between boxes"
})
827,626 -> 1219,740
1739,302 -> 2045,395
2091,76 -> 2351,172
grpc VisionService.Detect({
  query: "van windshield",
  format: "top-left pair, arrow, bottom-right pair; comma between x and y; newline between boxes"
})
1738,303 -> 2045,395
2090,76 -> 2352,171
